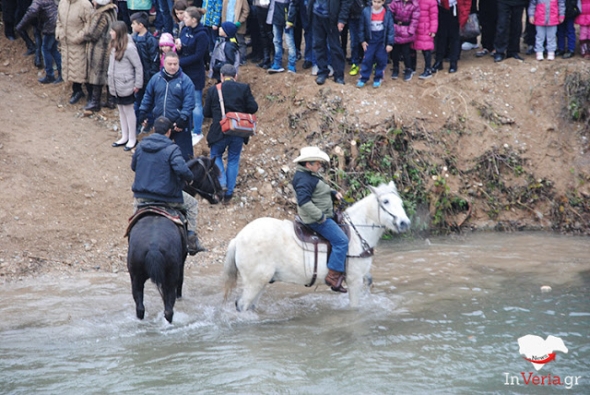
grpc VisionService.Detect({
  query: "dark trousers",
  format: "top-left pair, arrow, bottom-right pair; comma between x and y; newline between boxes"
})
421,49 -> 432,71
248,6 -> 262,59
494,2 -> 524,55
134,88 -> 154,130
557,18 -> 576,52
391,42 -> 412,70
359,41 -> 388,82
435,6 -> 460,63
256,6 -> 273,60
312,14 -> 345,79
479,0 -> 498,51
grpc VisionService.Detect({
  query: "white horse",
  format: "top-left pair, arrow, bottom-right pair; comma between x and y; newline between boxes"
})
223,181 -> 411,311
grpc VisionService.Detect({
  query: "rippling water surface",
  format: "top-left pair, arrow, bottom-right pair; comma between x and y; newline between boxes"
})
1,232 -> 589,394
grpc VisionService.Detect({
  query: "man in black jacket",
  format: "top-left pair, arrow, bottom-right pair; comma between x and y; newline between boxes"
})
204,64 -> 258,204
493,0 -> 528,62
131,116 -> 205,254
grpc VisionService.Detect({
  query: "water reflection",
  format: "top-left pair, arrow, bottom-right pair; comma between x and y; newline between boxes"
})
1,232 -> 589,394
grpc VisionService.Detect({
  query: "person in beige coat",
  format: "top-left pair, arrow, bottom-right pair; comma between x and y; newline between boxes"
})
55,0 -> 93,105
83,0 -> 118,112
221,0 -> 249,63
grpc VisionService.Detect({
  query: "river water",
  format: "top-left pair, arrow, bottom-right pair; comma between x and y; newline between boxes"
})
1,232 -> 589,394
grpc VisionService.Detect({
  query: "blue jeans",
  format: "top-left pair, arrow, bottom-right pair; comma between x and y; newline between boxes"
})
299,6 -> 315,64
272,24 -> 297,69
307,218 -> 348,273
193,89 -> 203,135
41,34 -> 61,79
557,18 -> 576,52
210,135 -> 244,196
154,0 -> 173,33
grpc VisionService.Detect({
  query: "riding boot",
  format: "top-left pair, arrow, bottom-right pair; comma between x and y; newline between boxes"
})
325,269 -> 347,293
187,231 -> 207,255
84,84 -> 102,112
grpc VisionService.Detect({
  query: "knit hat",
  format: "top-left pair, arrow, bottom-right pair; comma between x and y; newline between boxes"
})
95,0 -> 111,5
159,33 -> 175,48
220,21 -> 237,39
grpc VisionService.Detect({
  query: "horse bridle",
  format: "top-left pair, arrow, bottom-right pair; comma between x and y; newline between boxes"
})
185,158 -> 221,201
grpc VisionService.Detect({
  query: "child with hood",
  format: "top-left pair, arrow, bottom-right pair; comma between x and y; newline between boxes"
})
208,21 -> 240,82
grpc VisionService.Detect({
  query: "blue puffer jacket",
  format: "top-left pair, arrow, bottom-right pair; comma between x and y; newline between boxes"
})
178,23 -> 209,90
131,133 -> 194,203
139,68 -> 196,127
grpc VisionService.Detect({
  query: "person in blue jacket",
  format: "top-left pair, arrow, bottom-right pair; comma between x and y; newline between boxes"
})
138,51 -> 196,161
131,116 -> 205,254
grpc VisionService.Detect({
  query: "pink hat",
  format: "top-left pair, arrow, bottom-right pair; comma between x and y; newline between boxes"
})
159,33 -> 175,48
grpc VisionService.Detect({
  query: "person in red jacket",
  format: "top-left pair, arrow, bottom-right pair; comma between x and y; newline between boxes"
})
432,0 -> 471,74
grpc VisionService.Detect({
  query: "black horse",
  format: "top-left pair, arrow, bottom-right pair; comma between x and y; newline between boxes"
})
127,156 -> 222,323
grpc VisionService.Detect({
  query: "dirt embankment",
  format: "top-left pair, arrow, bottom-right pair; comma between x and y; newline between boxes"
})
1,33 -> 590,280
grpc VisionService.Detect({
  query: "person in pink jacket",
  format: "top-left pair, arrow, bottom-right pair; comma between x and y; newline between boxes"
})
528,0 -> 565,60
576,0 -> 590,58
389,0 -> 420,82
412,0 -> 438,79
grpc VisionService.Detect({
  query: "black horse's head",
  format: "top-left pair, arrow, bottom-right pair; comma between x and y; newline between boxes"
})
184,157 -> 223,204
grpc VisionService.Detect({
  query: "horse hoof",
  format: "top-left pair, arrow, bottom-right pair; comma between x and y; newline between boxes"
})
165,311 -> 173,323
136,308 -> 145,320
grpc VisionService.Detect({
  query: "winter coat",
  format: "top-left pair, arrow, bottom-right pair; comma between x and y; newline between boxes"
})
108,38 -> 143,98
271,0 -> 298,26
139,68 -> 196,126
131,133 -> 194,204
307,0 -> 353,26
528,0 -> 565,26
127,0 -> 153,11
85,3 -> 118,86
132,32 -> 160,86
178,23 -> 209,90
16,0 -> 58,36
55,0 -> 93,84
292,165 -> 337,224
575,0 -> 590,25
201,0 -> 223,28
412,0 -> 437,50
221,0 -> 250,35
203,78 -> 258,146
359,6 -> 395,47
208,37 -> 240,80
388,0 -> 420,44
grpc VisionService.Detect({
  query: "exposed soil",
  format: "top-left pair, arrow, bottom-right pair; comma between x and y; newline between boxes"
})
2,32 -> 590,281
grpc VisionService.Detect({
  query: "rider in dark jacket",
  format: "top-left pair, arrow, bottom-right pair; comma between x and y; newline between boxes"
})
131,116 -> 205,254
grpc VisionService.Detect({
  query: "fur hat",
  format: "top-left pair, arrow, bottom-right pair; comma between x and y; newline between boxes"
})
159,33 -> 175,48
220,21 -> 237,39
95,0 -> 112,6
293,147 -> 330,163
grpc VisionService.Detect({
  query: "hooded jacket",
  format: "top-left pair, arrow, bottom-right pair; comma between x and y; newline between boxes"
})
131,133 -> 194,203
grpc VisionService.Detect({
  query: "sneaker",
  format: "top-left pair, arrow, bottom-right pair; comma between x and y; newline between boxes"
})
373,80 -> 381,88
356,80 -> 365,88
562,51 -> 574,59
53,75 -> 63,84
391,68 -> 399,79
461,42 -> 479,51
526,45 -> 535,55
349,64 -> 360,76
328,65 -> 334,77
547,51 -> 555,61
475,48 -> 490,57
287,65 -> 296,73
536,52 -> 544,61
38,75 -> 55,84
192,133 -> 204,146
311,65 -> 318,76
419,69 -> 432,79
403,68 -> 414,81
268,65 -> 285,74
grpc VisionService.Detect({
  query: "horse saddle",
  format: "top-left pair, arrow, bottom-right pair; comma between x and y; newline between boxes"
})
292,212 -> 350,287
124,203 -> 187,238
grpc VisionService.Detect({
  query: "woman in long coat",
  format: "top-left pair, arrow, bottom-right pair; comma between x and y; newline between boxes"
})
55,0 -> 93,105
83,0 -> 118,112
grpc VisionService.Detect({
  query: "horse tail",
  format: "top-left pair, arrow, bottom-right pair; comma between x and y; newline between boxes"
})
145,249 -> 166,289
223,238 -> 238,302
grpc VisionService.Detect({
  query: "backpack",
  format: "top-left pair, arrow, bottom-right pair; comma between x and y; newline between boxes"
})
565,0 -> 581,19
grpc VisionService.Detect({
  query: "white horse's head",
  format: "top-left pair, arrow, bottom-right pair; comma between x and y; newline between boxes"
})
368,181 -> 411,233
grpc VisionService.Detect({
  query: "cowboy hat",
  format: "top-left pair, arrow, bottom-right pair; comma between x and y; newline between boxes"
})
293,146 -> 330,163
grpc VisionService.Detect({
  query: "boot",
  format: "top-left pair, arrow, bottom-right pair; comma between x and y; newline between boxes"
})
325,269 -> 347,293
102,92 -> 116,109
84,84 -> 102,112
187,231 -> 207,255
584,41 -> 590,60
581,40 -> 588,57
257,47 -> 271,69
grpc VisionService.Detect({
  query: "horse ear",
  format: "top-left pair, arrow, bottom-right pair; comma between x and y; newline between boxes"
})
388,181 -> 397,192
